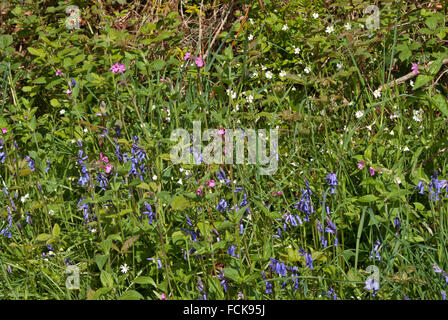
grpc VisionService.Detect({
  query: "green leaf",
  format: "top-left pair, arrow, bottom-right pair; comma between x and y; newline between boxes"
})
36,233 -> 52,241
28,47 -> 46,57
95,254 -> 109,270
432,94 -> 448,118
148,59 -> 166,71
134,276 -> 156,286
119,290 -> 144,300
429,57 -> 444,75
412,75 -> 433,90
52,224 -> 60,238
358,195 -> 378,202
223,268 -> 240,282
0,35 -> 13,49
50,99 -> 60,107
170,195 -> 190,210
100,270 -> 114,288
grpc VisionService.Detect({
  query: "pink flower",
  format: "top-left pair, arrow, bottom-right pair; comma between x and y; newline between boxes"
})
99,152 -> 109,163
208,180 -> 216,188
56,70 -> 64,76
105,163 -> 112,174
1,128 -> 7,134
357,161 -> 366,170
66,89 -> 72,95
277,191 -> 282,196
184,52 -> 192,60
160,293 -> 167,300
369,166 -> 376,176
218,129 -> 225,135
196,188 -> 202,196
110,63 -> 126,74
195,56 -> 204,68
411,62 -> 419,74
160,78 -> 166,82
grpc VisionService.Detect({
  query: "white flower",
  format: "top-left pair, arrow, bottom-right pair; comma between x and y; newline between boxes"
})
234,104 -> 240,111
71,139 -> 75,144
403,146 -> 410,152
294,47 -> 301,55
251,71 -> 258,78
366,124 -> 372,131
226,89 -> 237,99
177,179 -> 183,185
152,105 -> 156,110
344,23 -> 351,30
91,228 -> 97,233
390,111 -> 400,120
373,89 -> 381,98
248,34 -> 253,41
304,67 -> 311,74
261,65 -> 267,71
265,71 -> 273,79
120,263 -> 129,274
390,130 -> 394,136
413,109 -> 423,122
394,176 -> 401,184
185,170 -> 190,176
312,13 -> 319,19
246,95 -> 254,103
83,128 -> 88,133
279,70 -> 287,78
152,175 -> 157,180
60,109 -> 65,115
48,210 -> 55,216
249,18 -> 254,25
355,111 -> 364,118
336,62 -> 343,70
179,167 -> 184,172
410,80 -> 414,87
21,193 -> 29,203
326,26 -> 334,34
282,24 -> 288,31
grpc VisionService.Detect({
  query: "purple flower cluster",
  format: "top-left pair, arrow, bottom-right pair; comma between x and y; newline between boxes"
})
24,156 -> 35,171
268,258 -> 299,291
370,240 -> 381,261
142,202 -> 155,225
126,136 -> 147,181
433,264 -> 448,283
76,141 -> 90,187
325,172 -> 338,194
0,206 -> 13,238
299,248 -> 314,269
294,180 -> 314,221
0,138 -> 6,163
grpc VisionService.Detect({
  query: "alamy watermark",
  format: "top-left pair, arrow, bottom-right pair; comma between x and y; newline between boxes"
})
170,121 -> 278,175
65,265 -> 80,290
